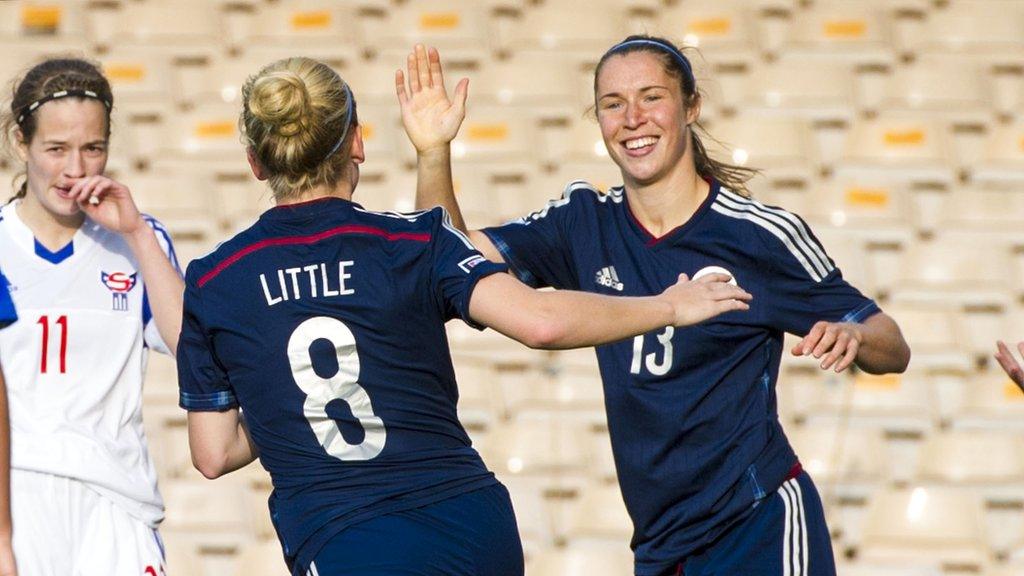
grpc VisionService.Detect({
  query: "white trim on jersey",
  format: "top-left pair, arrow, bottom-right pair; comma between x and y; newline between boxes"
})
779,478 -> 808,576
711,195 -> 833,282
353,206 -> 429,222
440,209 -> 476,250
716,190 -> 833,279
307,560 -> 320,576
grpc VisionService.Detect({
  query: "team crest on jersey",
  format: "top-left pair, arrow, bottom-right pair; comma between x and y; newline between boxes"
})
458,255 -> 487,274
101,271 -> 138,311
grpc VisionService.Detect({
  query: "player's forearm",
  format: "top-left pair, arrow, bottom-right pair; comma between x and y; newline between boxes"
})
415,146 -> 467,232
529,291 -> 674,349
188,410 -> 259,479
853,313 -> 910,374
124,225 -> 184,354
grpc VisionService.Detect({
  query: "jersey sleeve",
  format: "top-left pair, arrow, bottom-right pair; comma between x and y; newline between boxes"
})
177,270 -> 238,412
480,181 -> 588,290
141,215 -> 183,355
430,208 -> 509,330
758,212 -> 880,335
0,269 -> 16,329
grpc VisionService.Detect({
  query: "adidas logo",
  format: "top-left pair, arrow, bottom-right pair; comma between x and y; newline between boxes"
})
595,266 -> 624,291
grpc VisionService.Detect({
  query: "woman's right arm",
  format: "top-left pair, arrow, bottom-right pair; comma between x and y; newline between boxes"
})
397,44 -> 504,263
469,272 -> 751,350
187,410 -> 258,480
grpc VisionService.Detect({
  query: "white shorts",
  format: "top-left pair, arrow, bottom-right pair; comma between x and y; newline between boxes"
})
12,469 -> 166,576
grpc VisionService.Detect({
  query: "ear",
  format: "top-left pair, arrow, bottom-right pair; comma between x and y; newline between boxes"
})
685,93 -> 702,126
349,125 -> 365,164
13,128 -> 28,163
246,147 -> 268,181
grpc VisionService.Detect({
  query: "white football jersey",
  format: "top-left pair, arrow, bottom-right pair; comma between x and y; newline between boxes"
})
0,200 -> 179,527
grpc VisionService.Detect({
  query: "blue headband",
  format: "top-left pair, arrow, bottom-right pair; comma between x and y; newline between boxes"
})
323,83 -> 354,161
604,39 -> 695,91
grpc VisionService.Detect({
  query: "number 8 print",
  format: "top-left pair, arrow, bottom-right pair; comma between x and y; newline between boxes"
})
287,316 -> 386,461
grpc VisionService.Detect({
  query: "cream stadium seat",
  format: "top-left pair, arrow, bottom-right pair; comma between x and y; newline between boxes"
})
238,2 -> 360,65
836,560 -> 943,576
162,531 -> 206,576
564,482 -> 633,547
873,56 -> 991,126
98,2 -> 222,59
704,113 -> 818,185
802,370 -> 937,435
451,361 -> 503,428
97,48 -> 175,115
931,186 -> 1024,236
502,478 -> 558,553
789,425 -> 889,487
498,4 -> 629,62
231,539 -> 289,576
0,1 -> 87,54
917,430 -> 1024,486
884,304 -> 972,371
803,178 -> 909,231
775,2 -> 896,66
653,2 -> 759,66
362,0 -> 494,61
160,102 -> 248,169
859,486 -> 990,571
527,547 -> 634,576
743,57 -> 857,122
480,418 -> 593,487
212,170 -> 282,232
837,114 -> 956,186
472,53 -> 584,119
162,478 -> 260,550
121,171 -> 221,241
142,349 -> 179,408
972,120 -> 1024,185
498,367 -> 606,422
900,1 -> 1024,64
890,231 -> 1015,308
442,106 -> 536,166
956,369 -> 1024,431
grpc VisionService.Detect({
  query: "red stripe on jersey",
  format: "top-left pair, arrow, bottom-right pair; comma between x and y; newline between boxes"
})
197,225 -> 431,287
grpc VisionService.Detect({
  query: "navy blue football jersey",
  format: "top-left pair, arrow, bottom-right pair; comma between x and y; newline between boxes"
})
483,180 -> 879,576
177,198 -> 507,573
0,268 -> 15,328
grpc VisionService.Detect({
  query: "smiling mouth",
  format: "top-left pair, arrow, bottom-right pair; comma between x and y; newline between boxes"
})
624,136 -> 658,151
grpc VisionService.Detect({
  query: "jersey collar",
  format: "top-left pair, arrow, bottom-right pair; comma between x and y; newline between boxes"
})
260,196 -> 362,223
1,200 -> 92,265
622,179 -> 720,248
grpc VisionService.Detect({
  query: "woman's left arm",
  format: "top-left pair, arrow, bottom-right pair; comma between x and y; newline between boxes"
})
69,175 -> 184,354
791,312 -> 910,374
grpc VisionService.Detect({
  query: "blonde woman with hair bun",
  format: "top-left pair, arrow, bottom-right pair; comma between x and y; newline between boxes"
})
177,48 -> 751,576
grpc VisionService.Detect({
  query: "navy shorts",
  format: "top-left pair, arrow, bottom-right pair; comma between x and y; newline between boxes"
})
666,471 -> 837,576
300,483 -> 524,576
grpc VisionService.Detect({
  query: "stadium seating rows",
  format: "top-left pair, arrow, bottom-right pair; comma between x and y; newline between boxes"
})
4,0 -> 1024,573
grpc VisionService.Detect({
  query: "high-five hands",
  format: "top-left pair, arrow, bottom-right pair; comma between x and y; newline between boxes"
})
661,273 -> 752,327
395,44 -> 469,154
792,321 -> 863,373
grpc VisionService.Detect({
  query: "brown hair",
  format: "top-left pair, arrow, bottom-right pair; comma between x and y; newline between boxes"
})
594,35 -> 759,195
2,58 -> 114,201
240,57 -> 357,201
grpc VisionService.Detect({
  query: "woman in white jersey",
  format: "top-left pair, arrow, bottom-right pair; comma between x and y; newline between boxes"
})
0,58 -> 182,575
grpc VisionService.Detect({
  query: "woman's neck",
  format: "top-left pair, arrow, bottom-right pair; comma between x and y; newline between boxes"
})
624,163 -> 710,239
15,195 -> 83,251
276,182 -> 355,207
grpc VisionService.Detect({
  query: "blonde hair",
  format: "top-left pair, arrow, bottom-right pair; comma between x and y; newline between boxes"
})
240,57 -> 356,200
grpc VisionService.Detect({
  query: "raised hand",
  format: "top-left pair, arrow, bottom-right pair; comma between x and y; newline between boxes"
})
661,273 -> 752,327
395,44 -> 469,154
995,340 -> 1024,389
66,174 -> 145,236
791,320 -> 864,373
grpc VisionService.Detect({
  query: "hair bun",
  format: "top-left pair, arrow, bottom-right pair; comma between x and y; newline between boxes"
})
248,70 -> 311,138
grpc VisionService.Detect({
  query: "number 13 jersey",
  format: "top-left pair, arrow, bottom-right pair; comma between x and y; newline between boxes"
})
0,200 -> 178,528
177,198 -> 508,572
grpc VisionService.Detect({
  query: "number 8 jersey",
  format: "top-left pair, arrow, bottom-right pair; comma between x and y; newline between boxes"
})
0,200 -> 178,528
177,198 -> 508,572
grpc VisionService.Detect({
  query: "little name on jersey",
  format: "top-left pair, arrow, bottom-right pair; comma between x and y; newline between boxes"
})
260,261 -> 355,307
